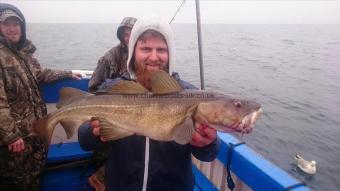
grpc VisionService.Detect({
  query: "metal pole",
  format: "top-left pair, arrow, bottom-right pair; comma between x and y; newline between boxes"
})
195,0 -> 205,90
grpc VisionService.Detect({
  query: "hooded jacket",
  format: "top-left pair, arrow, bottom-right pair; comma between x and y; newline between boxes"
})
0,4 -> 74,146
0,4 -> 75,190
0,3 -> 77,191
127,17 -> 175,80
0,3 -> 26,49
79,18 -> 220,191
88,17 -> 137,92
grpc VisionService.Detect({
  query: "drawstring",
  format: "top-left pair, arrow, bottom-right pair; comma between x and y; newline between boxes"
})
226,142 -> 246,191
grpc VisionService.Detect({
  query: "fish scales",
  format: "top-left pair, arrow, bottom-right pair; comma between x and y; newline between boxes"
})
34,71 -> 262,148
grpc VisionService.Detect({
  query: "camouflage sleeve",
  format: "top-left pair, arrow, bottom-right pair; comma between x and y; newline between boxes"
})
0,69 -> 22,146
31,57 -> 73,84
88,56 -> 110,92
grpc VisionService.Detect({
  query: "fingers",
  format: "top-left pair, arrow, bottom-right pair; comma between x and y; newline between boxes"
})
191,132 -> 211,147
90,119 -> 100,128
92,127 -> 100,136
203,126 -> 217,140
8,138 -> 25,153
190,123 -> 217,147
196,124 -> 217,140
90,119 -> 106,142
91,120 -> 100,136
100,137 -> 107,142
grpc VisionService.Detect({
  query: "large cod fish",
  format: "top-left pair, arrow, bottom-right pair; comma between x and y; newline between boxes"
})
34,70 -> 262,148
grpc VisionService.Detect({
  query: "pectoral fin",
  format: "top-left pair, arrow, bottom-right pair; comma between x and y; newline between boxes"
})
173,117 -> 195,145
98,118 -> 134,141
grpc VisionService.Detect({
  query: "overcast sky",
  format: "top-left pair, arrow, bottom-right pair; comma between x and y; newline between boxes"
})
2,0 -> 340,24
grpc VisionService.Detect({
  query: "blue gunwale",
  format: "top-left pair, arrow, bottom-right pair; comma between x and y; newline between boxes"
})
217,133 -> 309,191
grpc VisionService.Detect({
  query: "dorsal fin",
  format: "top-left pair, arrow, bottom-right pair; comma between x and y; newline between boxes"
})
150,70 -> 182,94
95,80 -> 148,95
57,87 -> 89,108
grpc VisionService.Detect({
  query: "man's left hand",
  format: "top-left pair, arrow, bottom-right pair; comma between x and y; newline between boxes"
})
190,123 -> 217,147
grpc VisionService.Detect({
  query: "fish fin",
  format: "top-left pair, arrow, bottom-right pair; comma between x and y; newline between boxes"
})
173,117 -> 195,145
57,87 -> 90,108
59,119 -> 83,139
33,115 -> 53,150
150,70 -> 182,94
33,116 -> 83,150
98,118 -> 134,140
96,80 -> 148,95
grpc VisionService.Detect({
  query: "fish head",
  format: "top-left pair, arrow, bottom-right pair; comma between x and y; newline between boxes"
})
194,97 -> 262,134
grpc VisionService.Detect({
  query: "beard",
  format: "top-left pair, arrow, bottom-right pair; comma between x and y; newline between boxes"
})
135,62 -> 169,90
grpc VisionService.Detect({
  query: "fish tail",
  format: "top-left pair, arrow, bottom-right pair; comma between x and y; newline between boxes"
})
33,114 -> 53,150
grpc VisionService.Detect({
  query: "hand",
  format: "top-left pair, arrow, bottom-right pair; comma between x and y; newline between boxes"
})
90,119 -> 107,142
190,123 -> 217,147
71,71 -> 82,80
8,138 -> 25,152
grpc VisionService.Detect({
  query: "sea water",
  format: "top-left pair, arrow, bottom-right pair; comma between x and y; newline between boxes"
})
28,23 -> 340,191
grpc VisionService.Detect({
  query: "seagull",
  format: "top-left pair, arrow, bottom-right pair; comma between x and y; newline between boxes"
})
294,154 -> 316,175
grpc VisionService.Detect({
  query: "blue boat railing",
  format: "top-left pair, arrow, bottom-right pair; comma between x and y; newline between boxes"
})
193,133 -> 310,191
40,79 -> 310,191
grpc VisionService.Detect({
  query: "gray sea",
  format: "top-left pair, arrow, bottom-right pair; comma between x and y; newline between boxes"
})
27,23 -> 340,191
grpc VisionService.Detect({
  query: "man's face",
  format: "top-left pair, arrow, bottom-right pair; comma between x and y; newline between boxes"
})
122,27 -> 132,47
134,34 -> 169,89
0,17 -> 21,43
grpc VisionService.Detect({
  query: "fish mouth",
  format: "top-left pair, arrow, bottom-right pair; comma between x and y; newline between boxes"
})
217,108 -> 262,134
237,108 -> 262,133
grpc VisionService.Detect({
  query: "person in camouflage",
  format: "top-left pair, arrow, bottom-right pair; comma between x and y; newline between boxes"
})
88,17 -> 137,92
0,4 -> 81,191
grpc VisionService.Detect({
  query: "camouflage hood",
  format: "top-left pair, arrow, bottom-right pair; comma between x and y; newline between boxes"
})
0,3 -> 27,50
116,17 -> 137,43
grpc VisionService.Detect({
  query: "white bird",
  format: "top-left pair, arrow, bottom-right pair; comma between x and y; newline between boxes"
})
294,154 -> 317,175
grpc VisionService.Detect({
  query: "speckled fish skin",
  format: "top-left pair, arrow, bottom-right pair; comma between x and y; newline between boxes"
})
35,89 -> 262,147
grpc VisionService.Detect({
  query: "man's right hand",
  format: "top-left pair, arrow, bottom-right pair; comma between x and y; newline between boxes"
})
8,138 -> 25,152
90,119 -> 106,142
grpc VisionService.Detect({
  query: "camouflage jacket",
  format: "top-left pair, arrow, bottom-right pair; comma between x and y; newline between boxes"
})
0,39 -> 73,146
88,43 -> 128,92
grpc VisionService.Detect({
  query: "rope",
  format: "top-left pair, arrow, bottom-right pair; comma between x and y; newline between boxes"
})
285,182 -> 307,190
226,142 -> 246,191
169,0 -> 186,24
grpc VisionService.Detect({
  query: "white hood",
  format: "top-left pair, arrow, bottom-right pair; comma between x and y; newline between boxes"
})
126,17 -> 175,79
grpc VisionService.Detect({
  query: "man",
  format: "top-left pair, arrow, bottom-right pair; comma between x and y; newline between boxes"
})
87,17 -> 137,191
79,18 -> 220,191
88,17 -> 137,92
0,4 -> 80,190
